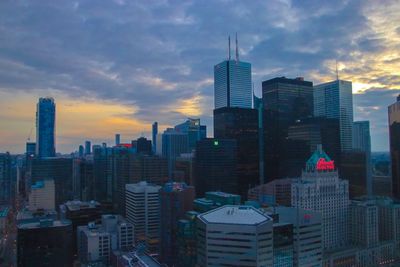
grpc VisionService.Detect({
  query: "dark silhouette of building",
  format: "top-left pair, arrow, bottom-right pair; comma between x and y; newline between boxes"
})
72,158 -> 94,201
214,107 -> 259,199
135,137 -> 152,155
17,219 -> 73,267
388,95 -> 400,199
194,138 -> 238,196
30,157 -> 73,208
59,200 -> 104,257
340,151 -> 367,198
160,182 -> 195,267
262,77 -> 314,181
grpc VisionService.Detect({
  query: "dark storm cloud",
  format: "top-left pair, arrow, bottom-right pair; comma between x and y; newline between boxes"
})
0,0 -> 398,151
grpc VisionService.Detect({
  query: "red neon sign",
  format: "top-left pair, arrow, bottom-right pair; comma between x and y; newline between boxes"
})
316,158 -> 334,171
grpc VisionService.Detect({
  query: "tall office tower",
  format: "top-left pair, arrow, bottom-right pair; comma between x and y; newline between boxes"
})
36,97 -> 56,158
125,182 -> 161,255
162,128 -> 189,178
160,182 -> 195,266
314,79 -> 353,152
29,179 -> 55,211
254,94 -> 265,184
17,219 -> 73,267
214,107 -> 259,199
115,133 -> 121,146
292,146 -> 349,252
60,200 -> 104,256
77,215 -> 134,265
152,122 -> 158,154
214,35 -> 252,109
26,142 -> 36,157
85,140 -> 91,155
31,157 -> 73,207
93,145 -> 114,204
272,207 -> 323,267
388,95 -> 400,199
0,152 -> 12,205
262,77 -> 314,181
72,158 -> 94,201
288,117 -> 341,165
194,138 -> 238,197
113,146 -> 134,215
131,154 -> 169,185
135,137 -> 152,154
353,121 -> 372,196
197,205 -> 274,267
175,118 -> 207,151
78,145 -> 84,157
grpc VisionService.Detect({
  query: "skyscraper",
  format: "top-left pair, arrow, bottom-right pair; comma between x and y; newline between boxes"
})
262,77 -> 314,181
292,146 -> 349,252
194,138 -> 238,197
162,128 -> 189,178
125,182 -> 161,255
152,122 -> 158,154
353,121 -> 372,196
84,140 -> 91,155
174,118 -> 207,151
0,152 -> 12,205
314,79 -> 353,151
214,35 -> 252,109
214,107 -> 259,198
115,134 -> 121,146
160,182 -> 195,266
36,97 -> 56,158
389,95 -> 400,199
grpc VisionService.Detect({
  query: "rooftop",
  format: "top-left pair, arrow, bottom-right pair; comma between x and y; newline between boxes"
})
62,200 -> 100,211
18,219 -> 71,229
199,205 -> 271,225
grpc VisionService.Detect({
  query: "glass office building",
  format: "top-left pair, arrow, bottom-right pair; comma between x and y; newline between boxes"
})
36,97 -> 56,158
314,80 -> 353,152
214,60 -> 252,109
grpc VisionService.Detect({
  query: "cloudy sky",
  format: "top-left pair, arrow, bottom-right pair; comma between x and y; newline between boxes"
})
0,0 -> 399,153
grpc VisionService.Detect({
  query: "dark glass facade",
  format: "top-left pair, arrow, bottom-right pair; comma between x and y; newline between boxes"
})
389,96 -> 400,199
30,157 -> 73,207
160,183 -> 195,267
17,220 -> 73,267
340,151 -> 367,198
262,77 -> 314,181
214,107 -> 259,199
194,138 -> 238,197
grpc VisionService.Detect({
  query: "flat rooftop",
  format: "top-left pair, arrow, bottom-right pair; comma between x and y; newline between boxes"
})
199,205 -> 271,225
18,219 -> 71,229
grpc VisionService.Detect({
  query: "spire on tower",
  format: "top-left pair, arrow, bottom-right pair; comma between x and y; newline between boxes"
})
228,35 -> 231,60
235,32 -> 239,61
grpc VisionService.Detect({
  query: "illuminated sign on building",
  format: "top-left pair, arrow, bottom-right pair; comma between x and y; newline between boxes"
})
316,158 -> 334,171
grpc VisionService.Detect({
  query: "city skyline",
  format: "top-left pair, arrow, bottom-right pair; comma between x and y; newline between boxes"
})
1,1 -> 400,153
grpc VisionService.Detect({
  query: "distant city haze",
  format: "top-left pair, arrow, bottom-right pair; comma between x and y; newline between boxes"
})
0,0 -> 399,153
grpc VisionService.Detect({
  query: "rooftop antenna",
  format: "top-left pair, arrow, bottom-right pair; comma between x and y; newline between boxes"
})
235,32 -> 239,62
335,60 -> 339,81
228,35 -> 231,60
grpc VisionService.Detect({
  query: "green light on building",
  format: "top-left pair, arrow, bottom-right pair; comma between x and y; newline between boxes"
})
214,140 -> 219,146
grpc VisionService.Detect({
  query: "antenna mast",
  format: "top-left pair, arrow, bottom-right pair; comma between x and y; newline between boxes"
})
228,36 -> 231,60
235,32 -> 239,61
